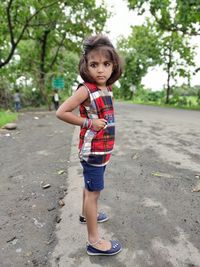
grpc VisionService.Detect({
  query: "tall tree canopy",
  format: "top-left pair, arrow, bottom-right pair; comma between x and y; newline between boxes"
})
0,0 -> 108,68
118,22 -> 161,99
118,0 -> 197,103
127,0 -> 200,35
0,0 -> 109,107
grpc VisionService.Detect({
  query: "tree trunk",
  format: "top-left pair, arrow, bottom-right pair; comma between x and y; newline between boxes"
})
165,46 -> 172,104
38,30 -> 50,108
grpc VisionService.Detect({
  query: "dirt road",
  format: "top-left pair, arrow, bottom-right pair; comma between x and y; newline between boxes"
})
0,103 -> 200,267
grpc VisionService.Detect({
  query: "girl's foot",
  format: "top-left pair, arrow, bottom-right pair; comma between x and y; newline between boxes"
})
79,212 -> 109,224
86,239 -> 122,256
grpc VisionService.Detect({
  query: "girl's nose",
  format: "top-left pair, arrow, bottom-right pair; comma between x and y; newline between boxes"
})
97,64 -> 104,72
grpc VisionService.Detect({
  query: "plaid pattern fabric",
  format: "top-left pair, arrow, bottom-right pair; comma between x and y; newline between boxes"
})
78,82 -> 115,166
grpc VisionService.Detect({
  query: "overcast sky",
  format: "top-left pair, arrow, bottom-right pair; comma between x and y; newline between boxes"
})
104,0 -> 200,90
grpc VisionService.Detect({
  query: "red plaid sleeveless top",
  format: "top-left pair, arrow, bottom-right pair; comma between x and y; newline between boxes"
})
78,82 -> 115,166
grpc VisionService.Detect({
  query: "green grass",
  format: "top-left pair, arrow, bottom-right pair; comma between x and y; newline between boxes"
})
140,102 -> 200,110
115,98 -> 200,110
0,111 -> 18,128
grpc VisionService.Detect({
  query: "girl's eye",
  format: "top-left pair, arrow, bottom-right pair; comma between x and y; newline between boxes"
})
105,62 -> 111,67
90,63 -> 97,68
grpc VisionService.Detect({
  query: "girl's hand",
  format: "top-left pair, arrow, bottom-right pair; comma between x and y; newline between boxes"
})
92,119 -> 107,131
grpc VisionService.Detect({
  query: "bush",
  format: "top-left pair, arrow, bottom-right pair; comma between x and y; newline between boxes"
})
147,91 -> 165,102
112,85 -> 122,99
0,87 -> 13,110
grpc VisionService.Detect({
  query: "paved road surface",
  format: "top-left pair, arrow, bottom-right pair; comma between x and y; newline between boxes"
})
0,110 -> 74,267
51,103 -> 200,267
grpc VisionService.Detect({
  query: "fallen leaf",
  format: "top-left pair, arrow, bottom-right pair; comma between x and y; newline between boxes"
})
151,171 -> 173,178
151,171 -> 162,177
58,170 -> 65,175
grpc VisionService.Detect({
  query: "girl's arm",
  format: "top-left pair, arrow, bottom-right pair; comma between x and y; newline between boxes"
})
56,86 -> 88,126
56,86 -> 107,130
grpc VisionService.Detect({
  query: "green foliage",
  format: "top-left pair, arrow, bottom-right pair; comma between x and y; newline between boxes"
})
0,111 -> 18,128
146,90 -> 165,102
173,84 -> 200,96
0,74 -> 14,109
118,1 -> 197,103
168,84 -> 200,106
160,31 -> 195,77
160,31 -> 195,103
127,0 -> 200,35
114,84 -> 199,109
112,84 -> 122,99
118,23 -> 161,99
54,51 -> 79,95
0,0 -> 109,107
132,87 -> 165,103
0,0 -> 109,68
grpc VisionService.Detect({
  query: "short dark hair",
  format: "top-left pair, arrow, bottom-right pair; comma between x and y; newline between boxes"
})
79,34 -> 123,86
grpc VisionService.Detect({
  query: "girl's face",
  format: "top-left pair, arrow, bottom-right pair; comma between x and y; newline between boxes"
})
87,49 -> 113,88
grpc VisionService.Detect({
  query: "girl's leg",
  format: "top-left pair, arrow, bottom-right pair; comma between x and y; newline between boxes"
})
84,189 -> 111,250
82,188 -> 100,218
84,189 -> 99,243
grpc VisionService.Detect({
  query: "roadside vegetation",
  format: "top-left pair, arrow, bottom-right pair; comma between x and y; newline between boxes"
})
0,111 -> 18,128
113,84 -> 200,110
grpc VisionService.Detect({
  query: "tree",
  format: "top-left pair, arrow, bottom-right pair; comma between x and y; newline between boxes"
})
24,0 -> 108,101
0,0 -> 109,106
124,0 -> 197,103
0,0 -> 59,68
117,23 -> 161,99
160,31 -> 195,103
127,0 -> 200,36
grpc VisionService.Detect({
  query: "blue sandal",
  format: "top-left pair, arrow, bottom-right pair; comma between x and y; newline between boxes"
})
79,212 -> 109,224
86,239 -> 122,256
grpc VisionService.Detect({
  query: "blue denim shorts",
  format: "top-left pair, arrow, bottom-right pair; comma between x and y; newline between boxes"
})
81,161 -> 106,192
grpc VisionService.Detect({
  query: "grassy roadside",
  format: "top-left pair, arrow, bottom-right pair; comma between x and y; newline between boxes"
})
115,99 -> 200,111
0,111 -> 18,128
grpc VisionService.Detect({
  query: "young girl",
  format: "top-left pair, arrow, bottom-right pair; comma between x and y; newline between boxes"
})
56,34 -> 123,256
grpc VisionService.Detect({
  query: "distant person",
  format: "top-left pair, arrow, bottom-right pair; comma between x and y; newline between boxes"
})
13,89 -> 21,112
52,89 -> 59,110
56,35 -> 123,256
